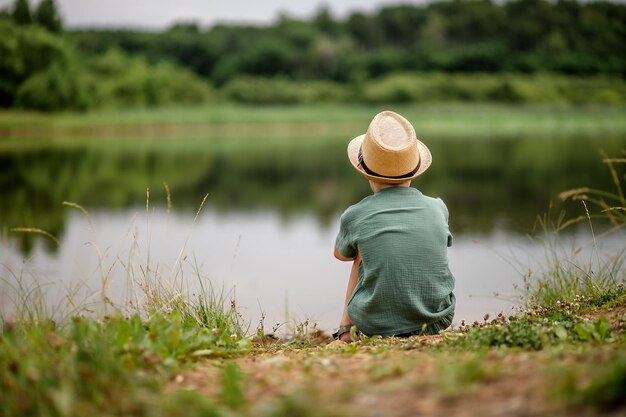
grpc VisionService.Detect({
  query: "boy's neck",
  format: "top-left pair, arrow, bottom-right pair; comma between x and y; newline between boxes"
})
369,180 -> 412,193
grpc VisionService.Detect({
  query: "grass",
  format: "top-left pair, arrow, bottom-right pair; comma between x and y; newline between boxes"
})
1,198 -> 253,417
443,151 -> 625,353
1,147 -> 625,416
521,152 -> 626,307
1,103 -> 625,144
446,293 -> 623,350
1,265 -> 624,417
567,351 -> 626,411
0,313 -> 249,417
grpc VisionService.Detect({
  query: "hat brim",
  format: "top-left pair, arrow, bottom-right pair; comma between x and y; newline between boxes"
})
347,134 -> 432,184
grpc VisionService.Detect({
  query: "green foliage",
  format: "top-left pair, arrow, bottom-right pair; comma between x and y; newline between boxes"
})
559,153 -> 626,231
449,280 -> 625,350
362,72 -> 626,105
573,354 -> 626,410
4,0 -> 626,110
4,0 -> 63,32
554,349 -> 626,412
0,19 -> 71,106
220,363 -> 245,409
523,152 -> 626,307
574,316 -> 613,343
140,281 -> 248,343
33,0 -> 63,33
448,303 -> 621,350
221,76 -> 348,104
0,312 -> 249,417
69,0 -> 626,85
0,19 -> 211,111
218,72 -> 626,105
438,353 -> 498,397
157,390 -> 223,417
16,63 -> 93,111
262,391 -> 343,417
85,48 -> 212,108
11,0 -> 31,25
222,76 -> 300,104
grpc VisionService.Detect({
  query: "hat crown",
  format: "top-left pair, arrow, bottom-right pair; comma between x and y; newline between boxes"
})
370,111 -> 416,150
361,111 -> 420,178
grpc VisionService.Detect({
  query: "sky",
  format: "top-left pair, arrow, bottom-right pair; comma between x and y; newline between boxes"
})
0,0 -> 428,29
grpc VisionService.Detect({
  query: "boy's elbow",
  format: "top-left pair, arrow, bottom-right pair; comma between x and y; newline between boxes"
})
334,245 -> 355,262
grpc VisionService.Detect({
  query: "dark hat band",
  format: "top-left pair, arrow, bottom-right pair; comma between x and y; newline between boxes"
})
357,147 -> 421,179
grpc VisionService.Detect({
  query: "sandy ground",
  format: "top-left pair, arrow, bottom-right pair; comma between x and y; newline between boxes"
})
167,309 -> 626,417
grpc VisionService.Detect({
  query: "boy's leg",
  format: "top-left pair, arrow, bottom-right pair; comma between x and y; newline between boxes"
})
338,254 -> 360,342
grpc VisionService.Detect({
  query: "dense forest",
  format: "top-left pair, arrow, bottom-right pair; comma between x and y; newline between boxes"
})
2,0 -> 626,110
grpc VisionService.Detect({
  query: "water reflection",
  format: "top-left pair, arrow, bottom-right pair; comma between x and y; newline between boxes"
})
3,206 -> 620,330
0,207 -> 534,330
1,132 -> 624,254
1,129 -> 624,330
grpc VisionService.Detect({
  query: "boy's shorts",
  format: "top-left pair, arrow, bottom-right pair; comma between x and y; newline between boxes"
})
393,311 -> 454,337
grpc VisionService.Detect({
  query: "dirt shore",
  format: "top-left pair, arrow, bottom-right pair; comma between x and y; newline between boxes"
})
168,307 -> 626,417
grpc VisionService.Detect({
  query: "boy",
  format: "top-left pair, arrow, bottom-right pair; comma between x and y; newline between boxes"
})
333,111 -> 455,342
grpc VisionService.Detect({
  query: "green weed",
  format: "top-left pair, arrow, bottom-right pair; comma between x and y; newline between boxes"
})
573,355 -> 626,411
553,348 -> 626,412
522,150 -> 626,307
262,303 -> 326,348
261,390 -> 345,417
220,362 -> 246,410
438,353 -> 498,397
574,316 -> 614,343
0,312 -> 248,417
0,194 -> 252,417
447,298 -> 622,350
156,390 -> 223,417
559,151 -> 626,228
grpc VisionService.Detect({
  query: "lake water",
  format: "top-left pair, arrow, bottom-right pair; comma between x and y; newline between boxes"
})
1,111 -> 625,333
2,205 -> 623,333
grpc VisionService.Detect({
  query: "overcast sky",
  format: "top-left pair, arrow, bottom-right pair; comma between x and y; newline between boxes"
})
0,0 -> 429,29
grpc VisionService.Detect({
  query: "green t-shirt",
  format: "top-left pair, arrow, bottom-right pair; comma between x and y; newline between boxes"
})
335,187 -> 455,336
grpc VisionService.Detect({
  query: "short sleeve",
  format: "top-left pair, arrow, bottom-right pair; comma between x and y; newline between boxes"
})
335,213 -> 357,259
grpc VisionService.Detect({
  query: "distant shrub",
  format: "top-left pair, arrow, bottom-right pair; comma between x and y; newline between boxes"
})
361,72 -> 626,105
86,48 -> 212,108
0,19 -> 71,106
33,0 -> 63,33
15,63 -> 94,111
140,61 -> 210,105
1,21 -> 212,111
220,73 -> 626,105
221,76 -> 349,104
221,76 -> 300,104
295,80 -> 350,103
361,73 -> 419,103
361,73 -> 503,103
556,76 -> 626,105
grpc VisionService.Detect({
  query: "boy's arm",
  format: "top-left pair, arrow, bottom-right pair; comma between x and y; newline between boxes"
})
338,253 -> 360,342
334,244 -> 356,261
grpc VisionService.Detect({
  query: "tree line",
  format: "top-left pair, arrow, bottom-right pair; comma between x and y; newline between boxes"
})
3,0 -> 61,32
0,0 -> 210,110
1,0 -> 625,111
70,0 -> 626,82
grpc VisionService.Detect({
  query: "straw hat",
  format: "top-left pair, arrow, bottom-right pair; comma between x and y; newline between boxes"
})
347,111 -> 432,184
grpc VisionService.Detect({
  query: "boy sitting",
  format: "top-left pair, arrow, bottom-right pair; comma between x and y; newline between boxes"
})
333,111 -> 455,342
